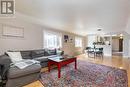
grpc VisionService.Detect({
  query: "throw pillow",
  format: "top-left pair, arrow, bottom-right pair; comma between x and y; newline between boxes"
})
6,52 -> 23,63
48,49 -> 56,55
44,50 -> 50,56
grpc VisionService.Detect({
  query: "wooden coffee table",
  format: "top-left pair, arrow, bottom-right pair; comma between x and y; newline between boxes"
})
48,56 -> 77,78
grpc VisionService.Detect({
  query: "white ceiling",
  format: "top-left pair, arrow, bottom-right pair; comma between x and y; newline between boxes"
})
16,0 -> 130,36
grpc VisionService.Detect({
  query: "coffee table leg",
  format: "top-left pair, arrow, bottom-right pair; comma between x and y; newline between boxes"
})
57,63 -> 61,78
48,62 -> 50,72
75,59 -> 77,69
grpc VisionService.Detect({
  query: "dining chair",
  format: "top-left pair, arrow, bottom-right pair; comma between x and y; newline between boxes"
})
95,48 -> 103,58
86,47 -> 95,58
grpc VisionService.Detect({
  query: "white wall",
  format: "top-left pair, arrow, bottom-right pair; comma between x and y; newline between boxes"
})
125,17 -> 130,57
0,18 -> 43,54
123,34 -> 129,57
0,17 -> 85,56
127,41 -> 130,58
119,31 -> 130,57
125,16 -> 130,35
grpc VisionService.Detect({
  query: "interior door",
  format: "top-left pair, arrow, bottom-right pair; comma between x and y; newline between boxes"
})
119,39 -> 123,52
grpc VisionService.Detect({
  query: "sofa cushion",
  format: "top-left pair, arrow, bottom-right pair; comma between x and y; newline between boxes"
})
31,50 -> 45,58
34,56 -> 48,62
20,51 -> 32,59
8,64 -> 41,79
35,55 -> 58,61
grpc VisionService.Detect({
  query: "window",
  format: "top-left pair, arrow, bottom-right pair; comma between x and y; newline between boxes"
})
44,31 -> 62,48
75,37 -> 82,47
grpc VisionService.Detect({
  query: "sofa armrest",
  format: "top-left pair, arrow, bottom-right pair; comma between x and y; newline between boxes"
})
0,55 -> 11,66
0,55 -> 12,79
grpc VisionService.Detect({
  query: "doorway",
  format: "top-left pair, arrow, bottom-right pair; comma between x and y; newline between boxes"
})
119,39 -> 123,52
112,36 -> 123,56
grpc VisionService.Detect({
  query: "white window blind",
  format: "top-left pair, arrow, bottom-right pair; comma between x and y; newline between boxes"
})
44,31 -> 62,48
75,37 -> 82,47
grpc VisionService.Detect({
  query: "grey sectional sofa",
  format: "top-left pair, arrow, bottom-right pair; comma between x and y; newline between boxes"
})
20,49 -> 63,67
0,49 -> 64,87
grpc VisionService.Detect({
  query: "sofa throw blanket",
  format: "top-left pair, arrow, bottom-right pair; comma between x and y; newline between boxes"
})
10,59 -> 40,69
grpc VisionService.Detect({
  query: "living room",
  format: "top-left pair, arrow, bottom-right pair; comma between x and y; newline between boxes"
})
0,0 -> 130,87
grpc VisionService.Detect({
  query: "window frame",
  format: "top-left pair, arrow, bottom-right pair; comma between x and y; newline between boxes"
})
75,37 -> 82,47
44,30 -> 62,48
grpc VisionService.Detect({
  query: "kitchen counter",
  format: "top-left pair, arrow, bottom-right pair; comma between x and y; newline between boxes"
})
95,45 -> 112,56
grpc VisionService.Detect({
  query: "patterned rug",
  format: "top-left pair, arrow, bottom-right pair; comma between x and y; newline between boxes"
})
40,60 -> 128,87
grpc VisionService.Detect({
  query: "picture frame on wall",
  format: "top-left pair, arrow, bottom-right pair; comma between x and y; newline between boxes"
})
64,35 -> 69,43
69,37 -> 73,43
64,35 -> 73,43
2,24 -> 24,38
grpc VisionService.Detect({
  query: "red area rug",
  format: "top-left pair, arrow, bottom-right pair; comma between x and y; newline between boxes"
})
40,60 -> 128,87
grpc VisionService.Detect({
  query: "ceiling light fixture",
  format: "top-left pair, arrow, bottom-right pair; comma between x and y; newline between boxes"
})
119,34 -> 123,39
97,29 -> 102,31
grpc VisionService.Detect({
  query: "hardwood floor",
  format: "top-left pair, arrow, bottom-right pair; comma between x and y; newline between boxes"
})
24,54 -> 130,87
23,81 -> 44,87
